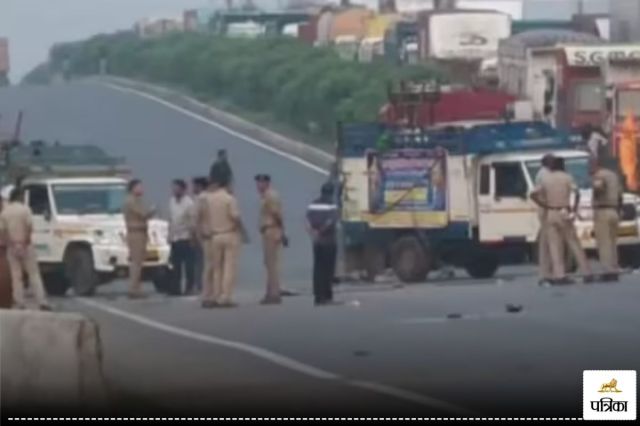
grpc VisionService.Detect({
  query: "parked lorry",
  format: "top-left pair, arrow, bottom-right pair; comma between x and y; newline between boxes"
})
336,120 -> 640,282
0,37 -> 9,87
0,138 -> 171,296
378,81 -> 524,128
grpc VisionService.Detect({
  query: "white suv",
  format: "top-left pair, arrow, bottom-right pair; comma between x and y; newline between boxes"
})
2,176 -> 171,296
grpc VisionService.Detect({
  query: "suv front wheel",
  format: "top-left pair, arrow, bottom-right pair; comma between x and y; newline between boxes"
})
64,246 -> 98,296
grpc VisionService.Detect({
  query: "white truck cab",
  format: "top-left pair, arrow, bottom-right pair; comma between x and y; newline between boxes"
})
2,176 -> 170,296
475,149 -> 640,252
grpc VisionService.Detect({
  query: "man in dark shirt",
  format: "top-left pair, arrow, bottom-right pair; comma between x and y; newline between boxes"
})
306,183 -> 338,306
209,149 -> 233,191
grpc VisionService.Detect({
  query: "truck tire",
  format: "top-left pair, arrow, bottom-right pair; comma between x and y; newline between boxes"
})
43,272 -> 71,296
390,235 -> 431,283
65,247 -> 98,296
151,267 -> 171,294
464,250 -> 499,279
363,244 -> 385,282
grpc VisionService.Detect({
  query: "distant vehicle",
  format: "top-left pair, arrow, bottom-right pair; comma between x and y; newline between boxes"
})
336,121 -> 640,282
334,35 -> 359,61
0,37 -> 9,87
0,139 -> 171,296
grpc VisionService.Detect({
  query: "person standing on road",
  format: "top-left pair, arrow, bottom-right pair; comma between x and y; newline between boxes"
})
306,183 -> 339,306
0,189 -> 51,310
209,149 -> 233,192
531,157 -> 593,284
168,179 -> 196,295
191,177 -> 209,293
200,177 -> 247,308
123,179 -> 156,299
255,174 -> 288,305
535,153 -> 555,284
591,157 -> 623,282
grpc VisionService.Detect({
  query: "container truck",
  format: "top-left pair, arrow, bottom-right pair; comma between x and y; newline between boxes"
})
335,120 -> 640,282
0,38 -> 9,87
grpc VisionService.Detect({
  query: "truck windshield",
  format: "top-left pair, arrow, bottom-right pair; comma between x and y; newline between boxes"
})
525,157 -> 591,189
53,184 -> 127,215
617,90 -> 640,118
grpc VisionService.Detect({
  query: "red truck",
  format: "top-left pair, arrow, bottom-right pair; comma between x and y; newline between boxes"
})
378,82 -> 519,127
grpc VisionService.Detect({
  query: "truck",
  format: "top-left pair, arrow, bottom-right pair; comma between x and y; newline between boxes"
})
498,35 -> 640,131
336,120 -> 640,282
378,81 -> 524,128
0,139 -> 171,296
0,37 -> 9,87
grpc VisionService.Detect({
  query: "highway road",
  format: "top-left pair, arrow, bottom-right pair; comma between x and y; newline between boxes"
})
1,82 -> 639,419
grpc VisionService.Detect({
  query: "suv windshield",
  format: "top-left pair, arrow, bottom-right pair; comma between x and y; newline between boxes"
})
525,156 -> 591,189
52,183 -> 127,215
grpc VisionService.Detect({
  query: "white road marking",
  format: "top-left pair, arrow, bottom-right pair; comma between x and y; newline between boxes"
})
102,83 -> 330,176
78,298 -> 477,416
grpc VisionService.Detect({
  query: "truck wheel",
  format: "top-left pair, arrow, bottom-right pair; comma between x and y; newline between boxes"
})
390,235 -> 430,283
151,267 -> 171,294
464,250 -> 499,279
65,247 -> 98,296
620,246 -> 640,269
363,245 -> 385,282
43,272 -> 71,296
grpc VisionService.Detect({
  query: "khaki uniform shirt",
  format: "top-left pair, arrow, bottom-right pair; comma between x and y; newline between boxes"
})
0,202 -> 33,244
259,189 -> 283,231
123,195 -> 153,232
535,171 -> 577,209
202,188 -> 240,235
592,168 -> 622,208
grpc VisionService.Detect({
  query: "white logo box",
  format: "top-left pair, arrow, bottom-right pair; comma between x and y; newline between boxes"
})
583,370 -> 636,421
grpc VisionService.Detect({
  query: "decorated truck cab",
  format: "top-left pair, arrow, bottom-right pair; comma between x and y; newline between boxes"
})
336,121 -> 640,283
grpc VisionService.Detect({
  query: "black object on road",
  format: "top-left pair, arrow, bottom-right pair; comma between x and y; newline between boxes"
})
506,304 -> 523,313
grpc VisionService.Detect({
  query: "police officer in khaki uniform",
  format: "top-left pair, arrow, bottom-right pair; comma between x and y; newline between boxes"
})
123,179 -> 155,298
531,157 -> 593,284
591,158 -> 623,281
200,179 -> 247,308
195,179 -> 214,304
535,154 -> 555,284
255,174 -> 287,305
0,189 -> 50,310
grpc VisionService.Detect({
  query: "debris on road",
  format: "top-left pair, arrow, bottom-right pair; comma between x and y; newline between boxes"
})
505,304 -> 523,313
446,313 -> 463,319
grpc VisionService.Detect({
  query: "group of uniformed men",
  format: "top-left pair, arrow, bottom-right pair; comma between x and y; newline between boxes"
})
531,153 -> 623,285
123,149 -> 339,307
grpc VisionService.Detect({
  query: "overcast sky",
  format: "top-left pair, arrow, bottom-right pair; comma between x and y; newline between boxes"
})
0,0 -> 610,81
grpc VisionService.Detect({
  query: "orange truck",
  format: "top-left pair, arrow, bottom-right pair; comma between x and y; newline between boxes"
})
0,37 -> 9,86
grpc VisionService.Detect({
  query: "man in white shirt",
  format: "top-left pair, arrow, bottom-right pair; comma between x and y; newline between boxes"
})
168,179 -> 196,295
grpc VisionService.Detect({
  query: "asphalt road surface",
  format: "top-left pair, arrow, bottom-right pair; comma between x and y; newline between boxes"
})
1,83 -> 639,419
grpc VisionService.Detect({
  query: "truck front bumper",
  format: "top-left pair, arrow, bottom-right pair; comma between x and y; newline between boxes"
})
92,244 -> 171,273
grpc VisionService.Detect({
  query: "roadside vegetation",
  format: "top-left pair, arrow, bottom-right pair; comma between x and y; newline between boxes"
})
24,32 -> 445,147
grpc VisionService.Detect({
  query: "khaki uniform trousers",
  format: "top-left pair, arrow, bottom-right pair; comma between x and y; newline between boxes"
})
546,210 -> 590,279
211,232 -> 240,304
537,210 -> 552,279
594,209 -> 619,273
262,227 -> 282,300
200,237 -> 215,302
7,245 -> 47,307
127,231 -> 148,294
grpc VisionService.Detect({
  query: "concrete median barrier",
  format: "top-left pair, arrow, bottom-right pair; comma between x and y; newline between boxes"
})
1,310 -> 109,414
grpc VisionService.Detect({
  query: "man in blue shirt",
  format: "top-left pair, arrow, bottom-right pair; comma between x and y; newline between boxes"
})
306,183 -> 338,306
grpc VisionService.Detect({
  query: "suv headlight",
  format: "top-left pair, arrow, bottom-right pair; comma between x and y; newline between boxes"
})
93,229 -> 122,245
